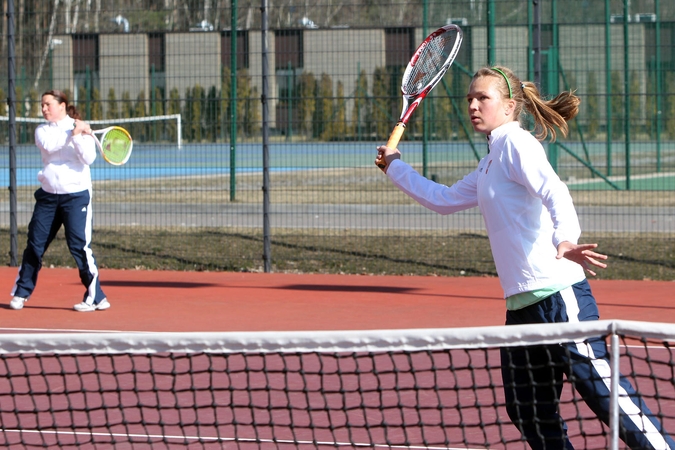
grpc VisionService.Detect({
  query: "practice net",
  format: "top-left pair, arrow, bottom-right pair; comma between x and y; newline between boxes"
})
0,114 -> 182,149
0,320 -> 674,449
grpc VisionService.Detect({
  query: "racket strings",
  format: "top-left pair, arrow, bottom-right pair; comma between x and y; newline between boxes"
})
403,31 -> 459,95
102,128 -> 132,164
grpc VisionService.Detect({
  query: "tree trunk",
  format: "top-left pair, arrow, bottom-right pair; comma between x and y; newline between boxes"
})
33,0 -> 60,90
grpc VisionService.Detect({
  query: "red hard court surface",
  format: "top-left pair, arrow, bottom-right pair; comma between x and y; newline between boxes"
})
1,268 -> 674,449
1,266 -> 673,333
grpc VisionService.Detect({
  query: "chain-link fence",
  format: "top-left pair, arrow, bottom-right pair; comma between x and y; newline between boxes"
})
1,0 -> 674,280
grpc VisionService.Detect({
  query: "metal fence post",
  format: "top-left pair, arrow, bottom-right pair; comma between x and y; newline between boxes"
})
230,0 -> 238,202
261,0 -> 271,273
7,0 -> 18,267
605,0 -> 613,176
623,0 -> 631,190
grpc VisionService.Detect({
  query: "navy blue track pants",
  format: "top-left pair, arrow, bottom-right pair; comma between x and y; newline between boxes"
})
12,188 -> 106,305
501,279 -> 674,450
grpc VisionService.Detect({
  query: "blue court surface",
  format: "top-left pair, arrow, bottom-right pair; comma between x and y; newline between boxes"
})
2,141 -> 673,191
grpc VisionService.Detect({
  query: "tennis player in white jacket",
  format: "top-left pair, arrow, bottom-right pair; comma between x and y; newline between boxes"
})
376,66 -> 673,450
10,90 -> 109,312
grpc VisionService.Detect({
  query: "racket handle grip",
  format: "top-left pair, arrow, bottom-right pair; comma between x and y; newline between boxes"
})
376,123 -> 406,171
386,122 -> 406,149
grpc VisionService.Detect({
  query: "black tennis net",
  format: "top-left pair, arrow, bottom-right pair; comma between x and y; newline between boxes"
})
0,320 -> 674,449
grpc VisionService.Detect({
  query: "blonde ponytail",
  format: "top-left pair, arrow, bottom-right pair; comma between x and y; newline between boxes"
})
473,66 -> 580,142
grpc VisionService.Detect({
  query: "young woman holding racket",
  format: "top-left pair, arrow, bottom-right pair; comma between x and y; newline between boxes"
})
376,67 -> 674,450
10,90 -> 110,313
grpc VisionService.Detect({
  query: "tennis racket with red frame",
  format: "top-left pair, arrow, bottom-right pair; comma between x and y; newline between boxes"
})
376,24 -> 463,171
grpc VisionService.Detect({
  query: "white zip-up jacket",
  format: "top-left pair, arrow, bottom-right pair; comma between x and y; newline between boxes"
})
35,116 -> 97,194
387,121 -> 585,299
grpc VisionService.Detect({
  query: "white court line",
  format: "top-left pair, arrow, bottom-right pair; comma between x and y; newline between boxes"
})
0,327 -> 146,333
0,429 -> 484,450
566,171 -> 675,185
620,343 -> 675,350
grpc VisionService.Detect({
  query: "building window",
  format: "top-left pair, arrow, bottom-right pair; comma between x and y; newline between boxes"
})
72,34 -> 99,106
646,22 -> 675,69
275,29 -> 303,69
385,28 -> 415,68
221,30 -> 249,69
148,33 -> 166,72
72,34 -> 99,72
148,33 -> 166,111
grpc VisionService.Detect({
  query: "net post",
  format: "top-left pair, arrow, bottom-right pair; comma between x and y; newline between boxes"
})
609,327 -> 620,450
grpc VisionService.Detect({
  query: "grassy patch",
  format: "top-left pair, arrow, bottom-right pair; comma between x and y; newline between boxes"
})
3,227 -> 673,281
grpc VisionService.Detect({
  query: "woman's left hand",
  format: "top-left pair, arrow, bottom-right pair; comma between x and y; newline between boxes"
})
556,241 -> 608,276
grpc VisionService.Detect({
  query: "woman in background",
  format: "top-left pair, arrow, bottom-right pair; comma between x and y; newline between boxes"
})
10,89 -> 109,312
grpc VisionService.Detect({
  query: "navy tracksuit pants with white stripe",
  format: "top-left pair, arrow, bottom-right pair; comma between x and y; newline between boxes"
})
12,188 -> 106,305
501,279 -> 674,450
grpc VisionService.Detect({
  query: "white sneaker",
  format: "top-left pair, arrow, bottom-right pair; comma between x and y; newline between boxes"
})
95,299 -> 111,310
10,296 -> 27,310
74,298 -> 111,312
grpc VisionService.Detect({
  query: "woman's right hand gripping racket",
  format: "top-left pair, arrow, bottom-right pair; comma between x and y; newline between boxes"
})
91,126 -> 133,166
376,24 -> 463,172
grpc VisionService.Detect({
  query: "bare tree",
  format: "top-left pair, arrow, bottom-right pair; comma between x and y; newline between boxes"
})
18,0 -> 24,72
0,0 -> 6,58
84,0 -> 89,31
204,0 -> 211,23
33,0 -> 60,90
95,0 -> 100,32
71,0 -> 80,33
244,3 -> 254,29
63,0 -> 71,33
322,0 -> 344,27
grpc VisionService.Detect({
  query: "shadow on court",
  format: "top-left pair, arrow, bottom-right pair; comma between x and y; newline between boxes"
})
1,266 -> 673,333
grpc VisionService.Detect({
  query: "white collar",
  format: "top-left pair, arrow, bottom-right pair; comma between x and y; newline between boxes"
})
488,121 -> 521,142
50,115 -> 75,130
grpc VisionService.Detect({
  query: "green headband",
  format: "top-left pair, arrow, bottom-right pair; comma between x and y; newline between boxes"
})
491,67 -> 513,99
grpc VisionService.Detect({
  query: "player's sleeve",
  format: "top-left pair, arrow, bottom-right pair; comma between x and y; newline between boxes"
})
505,137 -> 581,247
386,159 -> 479,215
72,133 -> 97,165
35,124 -> 68,153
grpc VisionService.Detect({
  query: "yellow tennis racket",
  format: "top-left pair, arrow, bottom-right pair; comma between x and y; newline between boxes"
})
91,126 -> 133,166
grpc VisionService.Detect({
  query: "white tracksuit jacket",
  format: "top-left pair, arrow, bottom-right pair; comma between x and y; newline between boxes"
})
386,121 -> 585,300
34,116 -> 97,194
